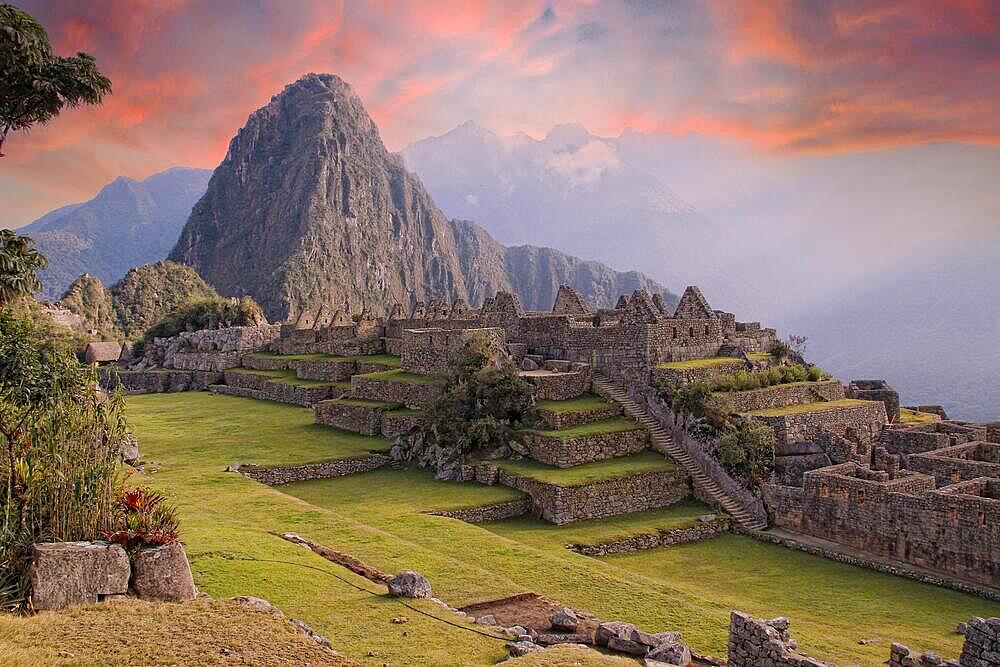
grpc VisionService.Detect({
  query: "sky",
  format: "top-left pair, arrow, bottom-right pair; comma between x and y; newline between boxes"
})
3,0 -> 1000,227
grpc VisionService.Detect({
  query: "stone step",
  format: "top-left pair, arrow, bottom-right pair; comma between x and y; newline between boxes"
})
593,373 -> 766,531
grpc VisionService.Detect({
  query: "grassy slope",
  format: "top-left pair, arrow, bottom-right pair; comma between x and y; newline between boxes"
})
656,357 -> 744,370
900,408 -> 940,424
494,451 -> 677,486
744,398 -> 872,417
0,599 -> 348,666
125,393 -> 999,665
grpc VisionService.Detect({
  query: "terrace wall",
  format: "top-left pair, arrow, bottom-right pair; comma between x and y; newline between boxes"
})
238,454 -> 390,485
350,375 -> 444,408
523,428 -> 649,468
169,351 -> 244,372
401,327 -> 506,376
723,381 -> 845,414
536,404 -> 621,430
102,369 -> 222,394
909,442 -> 1000,487
650,359 -> 744,390
313,400 -> 394,436
749,401 -> 887,445
496,467 -> 690,525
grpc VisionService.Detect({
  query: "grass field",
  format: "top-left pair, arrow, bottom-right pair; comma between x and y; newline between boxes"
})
523,416 -> 642,439
535,393 -> 615,413
118,393 -> 999,666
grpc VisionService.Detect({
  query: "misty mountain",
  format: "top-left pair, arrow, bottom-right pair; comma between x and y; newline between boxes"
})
404,123 -> 1000,419
20,167 -> 211,300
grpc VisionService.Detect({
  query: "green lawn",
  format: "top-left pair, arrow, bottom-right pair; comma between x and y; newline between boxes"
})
747,352 -> 772,362
124,393 -> 999,666
383,407 -> 424,417
743,398 -> 872,417
354,369 -> 447,384
484,501 -> 715,548
535,393 -> 615,413
656,357 -> 744,370
494,450 -> 675,486
900,408 -> 939,424
227,368 -> 340,388
523,416 -> 643,439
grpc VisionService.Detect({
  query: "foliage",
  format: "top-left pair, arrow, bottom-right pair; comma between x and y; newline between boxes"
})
58,273 -> 116,338
134,295 -> 265,356
716,420 -> 776,482
110,261 -> 221,339
0,3 -> 112,156
7,296 -> 91,356
0,310 -> 129,608
707,363 -> 826,393
103,485 -> 179,553
0,230 -> 46,308
768,340 -> 791,361
406,334 -> 535,472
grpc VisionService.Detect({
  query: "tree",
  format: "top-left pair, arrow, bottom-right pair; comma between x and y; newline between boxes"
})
0,229 -> 46,307
0,4 -> 111,156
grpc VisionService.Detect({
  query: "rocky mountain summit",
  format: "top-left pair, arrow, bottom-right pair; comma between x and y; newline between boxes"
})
23,168 -> 211,299
170,73 -> 673,320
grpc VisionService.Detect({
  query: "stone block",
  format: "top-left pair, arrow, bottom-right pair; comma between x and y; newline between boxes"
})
131,542 -> 197,602
30,541 -> 130,610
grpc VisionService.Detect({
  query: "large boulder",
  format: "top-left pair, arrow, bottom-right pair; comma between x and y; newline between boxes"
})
595,621 -> 637,647
386,570 -> 432,598
550,606 -> 580,632
131,542 -> 197,602
647,641 -> 692,665
30,541 -> 130,610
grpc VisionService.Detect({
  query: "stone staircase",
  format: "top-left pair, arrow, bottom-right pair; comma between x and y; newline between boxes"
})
592,373 -> 768,531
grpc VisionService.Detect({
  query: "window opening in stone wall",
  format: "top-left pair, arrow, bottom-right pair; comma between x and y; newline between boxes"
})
950,508 -> 958,525
980,511 -> 987,528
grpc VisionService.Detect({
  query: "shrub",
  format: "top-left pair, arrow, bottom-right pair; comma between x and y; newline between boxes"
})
769,340 -> 791,361
807,365 -> 823,382
0,311 -> 130,609
103,486 -> 179,553
717,420 -> 776,482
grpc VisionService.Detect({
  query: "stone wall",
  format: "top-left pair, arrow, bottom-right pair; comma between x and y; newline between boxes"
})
569,516 -> 730,556
749,401 -> 887,446
722,381 -> 845,414
496,466 -> 690,525
401,327 -> 506,376
727,611 -> 831,667
909,442 -> 1000,487
220,371 -> 341,406
430,498 -> 533,523
881,421 -> 987,458
313,400 -> 396,436
766,463 -> 1000,588
847,379 -> 901,423
169,351 -> 244,371
536,403 -> 621,430
103,369 -> 222,394
523,428 -> 648,468
959,617 -> 1000,666
350,374 -> 445,408
650,359 -> 745,390
381,411 -> 426,438
292,359 -> 357,381
522,370 -> 590,401
238,454 -> 390,485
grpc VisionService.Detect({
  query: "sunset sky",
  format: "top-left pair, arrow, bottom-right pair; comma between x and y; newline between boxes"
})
4,0 -> 999,227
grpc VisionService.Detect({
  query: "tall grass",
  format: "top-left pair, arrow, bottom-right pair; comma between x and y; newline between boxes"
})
0,309 -> 130,610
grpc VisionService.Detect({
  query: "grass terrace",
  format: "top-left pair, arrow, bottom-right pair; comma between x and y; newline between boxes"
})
485,501 -> 716,549
249,352 -> 402,367
523,416 -> 643,439
495,450 -> 676,487
383,407 -> 424,417
116,393 -> 1000,665
227,367 -> 342,388
656,356 -> 744,370
747,352 -> 772,362
324,397 -> 402,409
535,393 -> 616,413
743,398 -> 872,417
355,369 -> 447,384
900,408 -> 940,424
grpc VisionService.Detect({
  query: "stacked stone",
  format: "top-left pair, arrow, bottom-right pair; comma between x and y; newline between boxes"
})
959,617 -> 1000,667
726,612 -> 830,667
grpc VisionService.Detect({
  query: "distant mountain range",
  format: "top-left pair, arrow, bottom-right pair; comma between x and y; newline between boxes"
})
168,73 -> 674,320
21,168 -> 211,300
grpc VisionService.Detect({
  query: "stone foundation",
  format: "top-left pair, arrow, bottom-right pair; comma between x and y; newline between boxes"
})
313,399 -> 398,436
169,351 -> 244,371
721,381 -> 845,414
569,517 -> 730,556
238,454 -> 391,485
350,374 -> 445,408
496,466 -> 690,525
748,401 -> 887,446
523,427 -> 648,468
727,611 -> 830,666
536,403 -> 621,430
522,370 -> 590,401
381,411 -> 426,437
103,369 -> 223,394
430,498 -> 533,523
